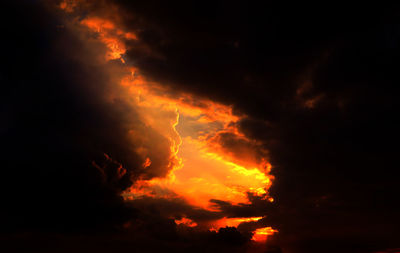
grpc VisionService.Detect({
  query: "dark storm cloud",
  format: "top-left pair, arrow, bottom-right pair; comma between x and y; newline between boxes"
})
0,1 -> 131,232
209,192 -> 272,218
0,2 -> 259,252
3,0 -> 400,252
128,195 -> 222,223
206,128 -> 269,166
102,1 -> 400,252
115,1 -> 389,117
0,0 -> 173,234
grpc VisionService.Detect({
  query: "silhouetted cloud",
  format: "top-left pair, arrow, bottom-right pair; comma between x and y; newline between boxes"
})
109,1 -> 400,252
2,1 -> 400,253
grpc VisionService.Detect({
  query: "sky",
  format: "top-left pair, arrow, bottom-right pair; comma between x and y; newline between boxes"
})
1,1 -> 400,253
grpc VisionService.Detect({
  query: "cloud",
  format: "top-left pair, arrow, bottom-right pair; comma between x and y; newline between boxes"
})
102,0 -> 400,252
0,1 -> 179,233
2,1 -> 400,253
209,192 -> 273,218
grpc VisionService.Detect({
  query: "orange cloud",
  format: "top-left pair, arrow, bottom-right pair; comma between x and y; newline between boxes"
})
251,227 -> 278,242
60,2 -> 276,237
80,16 -> 137,62
175,217 -> 198,227
213,216 -> 263,229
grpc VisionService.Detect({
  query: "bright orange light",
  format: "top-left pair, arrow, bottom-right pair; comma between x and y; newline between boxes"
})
142,157 -> 152,168
212,216 -> 263,229
60,4 -> 276,238
175,217 -> 198,227
251,227 -> 278,242
80,17 -> 137,62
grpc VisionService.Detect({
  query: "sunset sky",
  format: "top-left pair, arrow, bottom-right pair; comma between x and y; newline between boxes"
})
1,1 -> 400,253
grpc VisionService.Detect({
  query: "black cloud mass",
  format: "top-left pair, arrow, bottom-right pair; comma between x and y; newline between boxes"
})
1,1 -> 400,253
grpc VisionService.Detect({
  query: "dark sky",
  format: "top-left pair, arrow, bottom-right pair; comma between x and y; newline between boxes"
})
1,1 -> 400,253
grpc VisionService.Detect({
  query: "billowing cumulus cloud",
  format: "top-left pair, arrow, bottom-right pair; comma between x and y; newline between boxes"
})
2,1 -> 400,253
0,0 -> 186,233
105,1 -> 400,252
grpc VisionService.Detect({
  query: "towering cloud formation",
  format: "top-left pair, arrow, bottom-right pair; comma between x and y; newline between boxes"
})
56,0 -> 276,232
1,1 -> 400,253
0,1 -> 142,233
